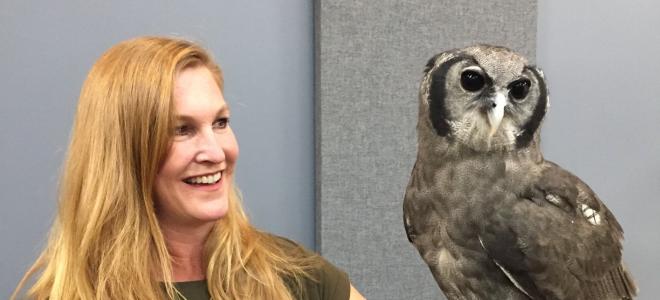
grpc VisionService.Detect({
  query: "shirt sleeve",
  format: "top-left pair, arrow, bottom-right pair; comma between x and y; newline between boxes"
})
315,256 -> 350,300
273,235 -> 351,300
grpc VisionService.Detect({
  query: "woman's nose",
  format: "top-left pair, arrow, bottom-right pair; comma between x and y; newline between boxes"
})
194,129 -> 225,163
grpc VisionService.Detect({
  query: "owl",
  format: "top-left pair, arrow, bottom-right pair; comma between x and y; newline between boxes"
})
403,45 -> 637,300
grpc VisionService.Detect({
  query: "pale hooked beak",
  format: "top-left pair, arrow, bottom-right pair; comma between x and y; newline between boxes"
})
487,93 -> 507,137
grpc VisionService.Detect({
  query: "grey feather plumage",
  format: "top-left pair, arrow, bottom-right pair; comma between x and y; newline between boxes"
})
403,45 -> 637,300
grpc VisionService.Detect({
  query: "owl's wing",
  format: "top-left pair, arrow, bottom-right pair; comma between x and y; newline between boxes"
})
478,161 -> 637,299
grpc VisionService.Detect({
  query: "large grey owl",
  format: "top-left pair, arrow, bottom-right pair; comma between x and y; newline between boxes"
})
403,45 -> 637,300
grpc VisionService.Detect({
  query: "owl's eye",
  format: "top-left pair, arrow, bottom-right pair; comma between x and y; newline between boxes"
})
509,79 -> 531,100
460,70 -> 485,92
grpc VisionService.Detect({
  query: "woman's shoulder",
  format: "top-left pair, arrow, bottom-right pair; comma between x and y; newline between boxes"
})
267,234 -> 351,300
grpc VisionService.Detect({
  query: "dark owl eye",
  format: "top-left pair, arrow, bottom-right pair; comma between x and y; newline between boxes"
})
509,79 -> 531,100
460,70 -> 485,92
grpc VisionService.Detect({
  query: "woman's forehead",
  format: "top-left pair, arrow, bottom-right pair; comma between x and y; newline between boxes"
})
173,66 -> 228,118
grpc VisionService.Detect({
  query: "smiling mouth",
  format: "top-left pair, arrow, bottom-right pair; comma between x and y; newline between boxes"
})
183,171 -> 222,185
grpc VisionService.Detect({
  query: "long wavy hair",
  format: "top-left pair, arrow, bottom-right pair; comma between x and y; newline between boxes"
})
13,36 -> 318,300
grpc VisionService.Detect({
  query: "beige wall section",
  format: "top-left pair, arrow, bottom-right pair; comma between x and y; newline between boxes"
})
315,1 -> 537,298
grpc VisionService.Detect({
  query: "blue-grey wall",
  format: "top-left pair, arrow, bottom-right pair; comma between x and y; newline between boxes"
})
537,1 -> 660,298
0,1 -> 314,297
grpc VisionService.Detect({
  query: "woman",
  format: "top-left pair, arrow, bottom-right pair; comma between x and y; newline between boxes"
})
13,37 -> 365,300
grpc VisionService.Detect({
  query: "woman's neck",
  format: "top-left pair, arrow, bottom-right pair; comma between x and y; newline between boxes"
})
160,221 -> 215,282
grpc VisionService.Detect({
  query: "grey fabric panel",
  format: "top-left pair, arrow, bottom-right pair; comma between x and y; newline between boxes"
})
316,1 -> 537,299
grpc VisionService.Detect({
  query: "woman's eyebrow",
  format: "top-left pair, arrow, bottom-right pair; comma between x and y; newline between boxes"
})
175,105 -> 229,122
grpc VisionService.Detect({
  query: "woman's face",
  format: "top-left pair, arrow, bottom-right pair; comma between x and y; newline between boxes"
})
154,65 -> 238,228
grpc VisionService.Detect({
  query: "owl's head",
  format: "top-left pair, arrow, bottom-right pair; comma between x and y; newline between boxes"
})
418,45 -> 548,153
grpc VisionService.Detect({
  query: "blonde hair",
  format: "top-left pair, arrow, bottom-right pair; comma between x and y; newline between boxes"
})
13,36 -> 318,300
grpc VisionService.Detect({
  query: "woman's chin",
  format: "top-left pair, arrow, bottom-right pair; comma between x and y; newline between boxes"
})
192,201 -> 229,223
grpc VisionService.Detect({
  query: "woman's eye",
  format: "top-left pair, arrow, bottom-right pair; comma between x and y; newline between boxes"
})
174,125 -> 193,136
213,117 -> 229,129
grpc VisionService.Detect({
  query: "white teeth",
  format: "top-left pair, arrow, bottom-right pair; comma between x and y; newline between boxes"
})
186,172 -> 222,185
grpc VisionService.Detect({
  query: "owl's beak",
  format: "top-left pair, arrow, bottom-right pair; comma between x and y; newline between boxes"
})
486,93 -> 507,137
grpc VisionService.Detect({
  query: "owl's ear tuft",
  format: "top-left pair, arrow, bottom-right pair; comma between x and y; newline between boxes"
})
528,65 -> 545,79
424,50 -> 463,74
526,65 -> 549,99
424,54 -> 441,74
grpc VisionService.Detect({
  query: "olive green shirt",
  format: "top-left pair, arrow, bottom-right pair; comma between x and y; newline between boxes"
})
173,255 -> 350,300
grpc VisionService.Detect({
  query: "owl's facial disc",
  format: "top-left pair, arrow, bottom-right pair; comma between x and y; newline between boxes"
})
424,46 -> 548,152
